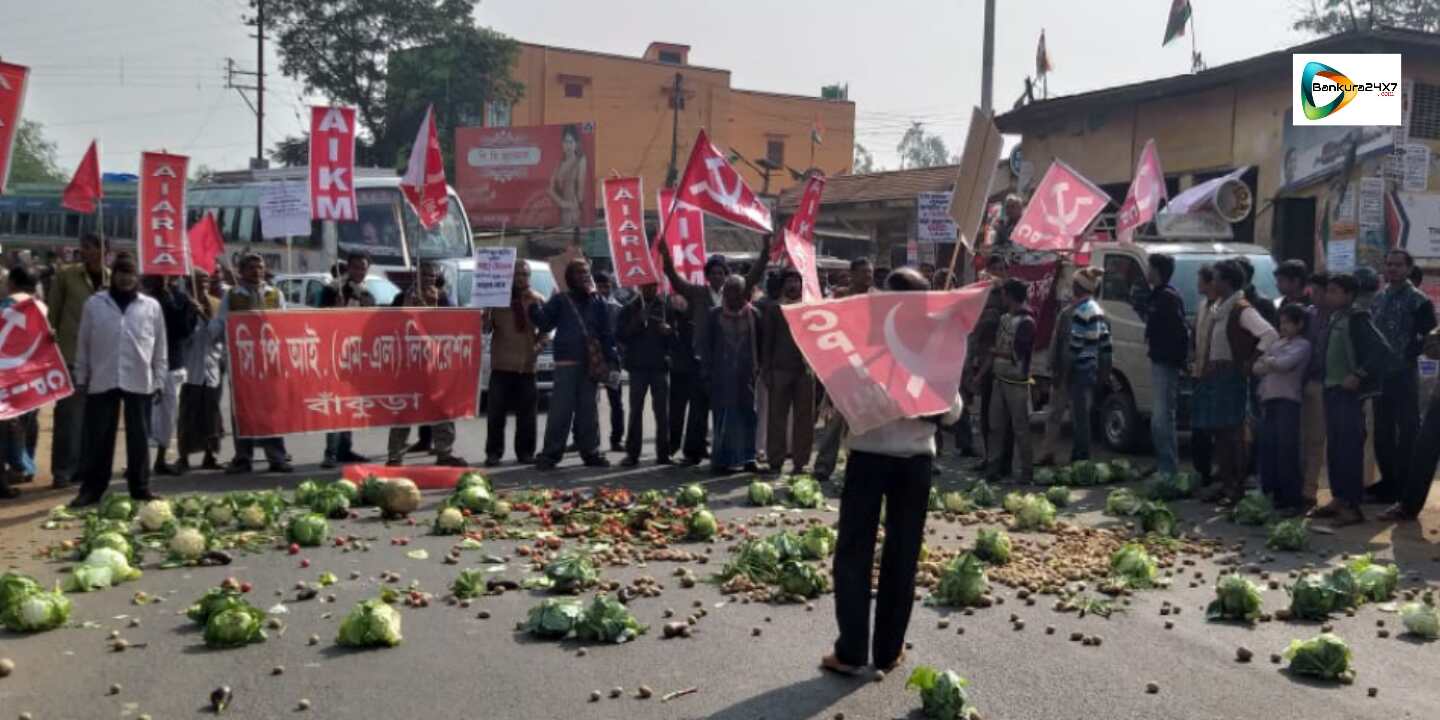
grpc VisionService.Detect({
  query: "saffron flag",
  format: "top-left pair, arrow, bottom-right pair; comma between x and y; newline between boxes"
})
781,284 -> 991,435
0,61 -> 30,195
601,176 -> 660,288
1163,0 -> 1191,46
61,140 -> 102,213
1036,30 -> 1053,76
675,129 -> 773,233
400,104 -> 448,229
774,172 -> 826,263
136,152 -> 190,276
657,188 -> 707,286
1009,159 -> 1110,252
187,213 -> 224,275
1115,139 -> 1167,244
309,106 -> 358,221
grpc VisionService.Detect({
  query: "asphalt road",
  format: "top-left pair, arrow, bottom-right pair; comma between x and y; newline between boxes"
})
3,404 -> 1440,719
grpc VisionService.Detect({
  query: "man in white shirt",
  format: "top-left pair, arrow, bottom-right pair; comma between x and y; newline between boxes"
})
68,254 -> 168,508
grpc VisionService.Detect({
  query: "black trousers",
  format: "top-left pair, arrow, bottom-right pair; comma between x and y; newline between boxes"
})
604,384 -> 625,446
486,370 -> 538,462
1402,391 -> 1440,516
1259,399 -> 1303,508
626,369 -> 670,460
1374,369 -> 1419,495
832,450 -> 932,668
77,390 -> 153,499
1191,430 -> 1214,482
669,369 -> 709,461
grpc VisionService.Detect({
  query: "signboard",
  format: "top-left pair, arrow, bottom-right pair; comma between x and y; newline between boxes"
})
600,176 -> 660,287
455,123 -> 597,229
949,107 -> 1004,249
657,189 -> 706,285
1327,239 -> 1357,272
0,299 -> 73,420
225,308 -> 482,437
136,152 -> 190,276
916,192 -> 956,243
470,247 -> 517,308
1404,143 -> 1431,192
258,181 -> 312,239
1279,123 -> 1393,193
1359,177 -> 1385,229
309,106 -> 358,221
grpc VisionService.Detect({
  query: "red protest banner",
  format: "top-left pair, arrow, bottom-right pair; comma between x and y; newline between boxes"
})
1011,159 -> 1110,252
310,106 -> 358,221
400,104 -> 448,229
783,228 -> 822,302
775,173 -> 826,263
601,176 -> 659,287
225,308 -> 482,437
0,299 -> 74,420
0,61 -> 28,195
782,284 -> 990,434
657,188 -> 707,286
676,129 -> 772,233
137,152 -> 190,276
1116,139 -> 1166,244
1008,260 -> 1061,349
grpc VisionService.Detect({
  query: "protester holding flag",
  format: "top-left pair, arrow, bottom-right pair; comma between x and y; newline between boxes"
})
1065,267 -> 1111,462
68,254 -> 167,508
316,250 -> 377,469
618,282 -> 676,467
824,267 -> 964,677
986,279 -> 1037,484
386,262 -> 468,469
0,266 -> 46,492
594,271 -> 626,454
532,259 -> 618,470
47,232 -> 108,488
703,275 -> 765,475
762,268 -> 816,475
484,261 -> 546,467
175,270 -> 224,474
214,253 -> 293,475
143,275 -> 198,477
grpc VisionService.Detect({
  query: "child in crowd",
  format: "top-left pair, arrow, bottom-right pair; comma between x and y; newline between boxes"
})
1251,303 -> 1312,514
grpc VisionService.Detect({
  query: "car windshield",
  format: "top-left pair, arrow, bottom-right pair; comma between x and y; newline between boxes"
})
335,188 -> 472,265
404,197 -> 471,261
1171,253 -> 1279,316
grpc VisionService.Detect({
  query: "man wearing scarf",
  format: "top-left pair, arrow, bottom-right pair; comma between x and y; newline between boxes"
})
387,262 -> 468,468
316,250 -> 376,468
531,258 -> 619,470
703,275 -> 765,474
485,261 -> 546,467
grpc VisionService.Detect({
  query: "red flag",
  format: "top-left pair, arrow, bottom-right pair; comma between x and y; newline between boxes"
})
309,106 -> 358,221
0,61 -> 30,195
601,177 -> 660,288
1010,159 -> 1110,252
61,140 -> 103,213
0,298 -> 74,420
187,213 -> 224,275
783,229 -> 822,303
400,104 -> 448,229
1116,139 -> 1167,244
675,129 -> 772,233
774,173 -> 826,263
781,284 -> 990,434
137,152 -> 189,276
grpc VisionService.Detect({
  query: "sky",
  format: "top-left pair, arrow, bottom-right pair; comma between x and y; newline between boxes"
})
1,0 -> 1315,178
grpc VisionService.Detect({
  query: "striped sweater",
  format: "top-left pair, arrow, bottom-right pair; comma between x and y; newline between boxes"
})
1068,297 -> 1111,374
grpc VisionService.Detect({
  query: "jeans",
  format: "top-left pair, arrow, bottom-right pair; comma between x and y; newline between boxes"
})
77,390 -> 153,499
49,366 -> 85,484
1068,368 -> 1097,462
1324,387 -> 1366,508
2,419 -> 34,477
1401,390 -> 1440,516
486,370 -> 538,462
626,369 -> 670,461
543,365 -> 600,462
668,370 -> 709,462
603,383 -> 624,446
1259,398 -> 1303,508
832,450 -> 932,668
767,369 -> 815,470
1150,362 -> 1180,475
1373,368 -> 1419,495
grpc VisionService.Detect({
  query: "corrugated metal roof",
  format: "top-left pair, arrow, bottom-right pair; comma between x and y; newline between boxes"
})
776,165 -> 957,210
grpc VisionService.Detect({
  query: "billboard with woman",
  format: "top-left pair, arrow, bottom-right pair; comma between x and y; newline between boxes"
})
455,123 -> 597,230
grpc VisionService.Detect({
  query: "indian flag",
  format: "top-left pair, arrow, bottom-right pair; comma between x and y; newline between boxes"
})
1163,0 -> 1191,46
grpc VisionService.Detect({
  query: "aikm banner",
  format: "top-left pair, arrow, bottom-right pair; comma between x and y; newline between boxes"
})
226,308 -> 482,437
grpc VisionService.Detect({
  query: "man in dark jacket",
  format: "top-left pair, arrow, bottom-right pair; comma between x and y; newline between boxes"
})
386,262 -> 467,467
1140,253 -> 1187,476
618,282 -> 675,466
531,259 -> 619,470
317,249 -> 375,468
761,268 -> 815,475
594,271 -> 626,453
1371,249 -> 1436,511
666,292 -> 707,464
142,275 -> 197,477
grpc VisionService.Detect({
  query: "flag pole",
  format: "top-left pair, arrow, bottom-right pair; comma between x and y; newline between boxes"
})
1189,9 -> 1200,73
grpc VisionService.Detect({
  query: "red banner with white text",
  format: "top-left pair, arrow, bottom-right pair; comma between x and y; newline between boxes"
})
658,188 -> 707,286
0,61 -> 30,195
0,299 -> 73,420
137,152 -> 190,276
776,173 -> 826,263
601,176 -> 659,287
226,308 -> 483,437
310,106 -> 358,221
782,285 -> 990,435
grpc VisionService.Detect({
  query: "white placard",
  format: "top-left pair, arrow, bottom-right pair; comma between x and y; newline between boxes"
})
916,192 -> 956,243
470,247 -> 517,308
258,181 -> 312,239
1404,143 -> 1431,192
1327,239 -> 1356,272
1359,177 -> 1385,229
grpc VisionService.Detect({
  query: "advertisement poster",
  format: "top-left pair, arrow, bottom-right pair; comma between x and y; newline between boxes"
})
455,123 -> 597,229
1404,143 -> 1431,192
1327,239 -> 1357,272
1359,177 -> 1385,229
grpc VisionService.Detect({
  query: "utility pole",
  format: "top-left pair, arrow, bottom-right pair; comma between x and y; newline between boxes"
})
226,0 -> 267,169
665,72 -> 683,188
981,0 -> 995,113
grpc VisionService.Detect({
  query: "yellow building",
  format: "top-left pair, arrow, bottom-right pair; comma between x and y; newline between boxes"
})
499,41 -> 856,203
996,27 -> 1440,272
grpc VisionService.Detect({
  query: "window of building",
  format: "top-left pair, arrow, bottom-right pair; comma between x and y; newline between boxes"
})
1412,82 -> 1440,141
484,101 -> 511,128
658,50 -> 683,65
564,82 -> 585,99
766,139 -> 785,167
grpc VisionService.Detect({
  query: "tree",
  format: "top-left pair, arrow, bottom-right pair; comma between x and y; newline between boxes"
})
8,120 -> 65,184
895,122 -> 952,170
1293,0 -> 1439,34
852,143 -> 876,174
259,0 -> 523,172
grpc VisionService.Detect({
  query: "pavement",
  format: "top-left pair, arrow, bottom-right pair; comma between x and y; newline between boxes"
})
3,403 -> 1440,719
